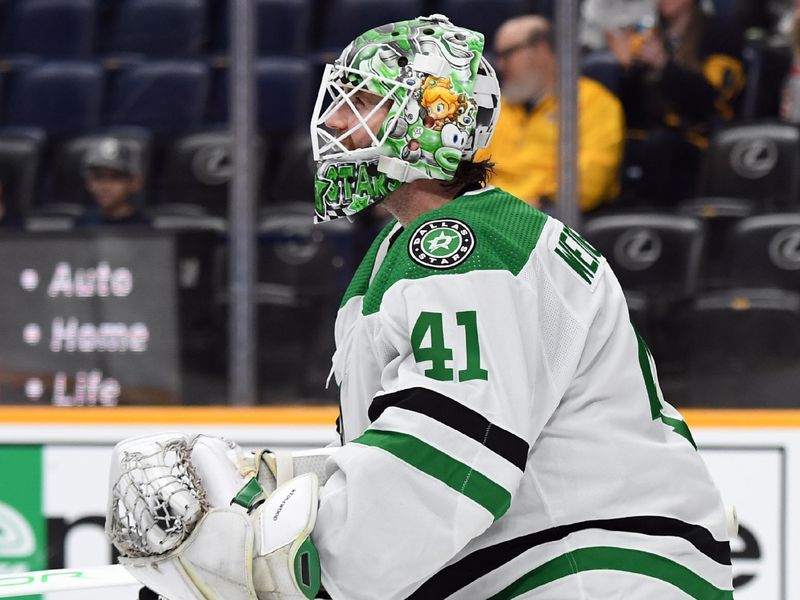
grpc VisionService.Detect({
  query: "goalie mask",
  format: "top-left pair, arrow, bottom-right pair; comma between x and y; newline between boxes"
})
310,14 -> 501,223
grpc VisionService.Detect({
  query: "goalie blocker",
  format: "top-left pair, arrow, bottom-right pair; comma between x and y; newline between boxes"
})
105,433 -> 334,600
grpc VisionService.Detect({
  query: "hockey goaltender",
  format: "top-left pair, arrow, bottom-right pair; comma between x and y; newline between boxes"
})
104,14 -> 736,600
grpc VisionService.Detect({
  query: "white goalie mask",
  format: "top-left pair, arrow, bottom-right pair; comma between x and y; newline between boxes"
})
309,14 -> 501,223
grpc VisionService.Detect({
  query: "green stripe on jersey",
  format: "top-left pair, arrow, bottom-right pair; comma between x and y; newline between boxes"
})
340,219 -> 398,308
488,546 -> 733,600
634,328 -> 697,449
353,429 -> 512,520
343,188 -> 547,315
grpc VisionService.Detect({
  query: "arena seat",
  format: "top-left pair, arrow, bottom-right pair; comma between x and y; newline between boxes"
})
581,50 -> 621,95
583,213 -> 705,300
739,41 -> 791,120
5,0 -> 97,58
699,121 -> 800,209
0,132 -> 45,218
151,213 -> 227,232
256,58 -> 313,133
671,212 -> 800,405
318,0 -> 423,52
583,213 -> 706,363
47,129 -> 152,206
677,286 -> 800,406
105,0 -> 205,57
707,0 -> 737,25
724,213 -> 800,291
255,203 -> 358,398
106,60 -> 210,134
3,61 -> 104,135
677,196 -> 757,289
531,0 -> 555,18
206,58 -> 312,133
210,0 -> 311,56
268,132 -> 315,205
432,0 -> 528,47
158,130 -> 266,214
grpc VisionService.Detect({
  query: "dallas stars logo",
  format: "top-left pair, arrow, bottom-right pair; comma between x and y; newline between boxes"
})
408,218 -> 476,269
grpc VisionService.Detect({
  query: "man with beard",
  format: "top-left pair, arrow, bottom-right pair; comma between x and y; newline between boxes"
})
476,15 -> 624,212
105,15 -> 733,600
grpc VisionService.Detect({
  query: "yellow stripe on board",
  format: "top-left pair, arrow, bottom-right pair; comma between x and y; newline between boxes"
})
0,407 -> 797,428
0,405 -> 339,426
683,409 -> 800,428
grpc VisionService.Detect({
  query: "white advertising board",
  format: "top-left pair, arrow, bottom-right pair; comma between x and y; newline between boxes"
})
0,420 -> 795,599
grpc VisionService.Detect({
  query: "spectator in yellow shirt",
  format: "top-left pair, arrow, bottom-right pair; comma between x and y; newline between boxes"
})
476,15 -> 625,212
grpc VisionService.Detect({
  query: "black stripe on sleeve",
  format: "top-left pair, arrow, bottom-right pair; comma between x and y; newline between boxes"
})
408,515 -> 732,599
368,387 -> 529,472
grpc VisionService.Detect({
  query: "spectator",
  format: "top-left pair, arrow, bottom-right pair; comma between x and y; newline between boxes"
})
769,0 -> 796,42
580,0 -> 656,51
475,15 -> 624,212
607,0 -> 746,203
77,138 -> 150,226
781,0 -> 800,122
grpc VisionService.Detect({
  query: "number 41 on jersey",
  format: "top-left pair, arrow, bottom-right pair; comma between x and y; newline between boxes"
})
411,311 -> 489,382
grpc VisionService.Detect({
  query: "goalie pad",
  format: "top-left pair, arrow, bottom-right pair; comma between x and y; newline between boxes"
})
106,433 -> 331,600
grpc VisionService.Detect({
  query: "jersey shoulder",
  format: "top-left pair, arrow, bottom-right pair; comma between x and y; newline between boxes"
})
362,187 -> 549,315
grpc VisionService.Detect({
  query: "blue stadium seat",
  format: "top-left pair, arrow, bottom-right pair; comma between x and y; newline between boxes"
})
0,132 -> 45,218
707,0 -> 736,25
581,50 -> 621,96
106,60 -> 210,134
5,0 -> 97,58
257,58 -> 313,133
210,0 -> 311,56
206,58 -> 312,133
318,0 -> 423,52
531,0 -> 554,19
106,0 -> 205,57
432,0 -> 528,46
4,61 -> 104,135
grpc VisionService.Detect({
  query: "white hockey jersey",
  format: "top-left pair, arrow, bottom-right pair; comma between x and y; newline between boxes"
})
312,187 -> 733,599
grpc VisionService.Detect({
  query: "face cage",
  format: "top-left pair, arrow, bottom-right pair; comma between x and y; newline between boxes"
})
310,63 -> 414,163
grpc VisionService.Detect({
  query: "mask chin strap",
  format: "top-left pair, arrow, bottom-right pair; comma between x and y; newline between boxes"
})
378,156 -> 439,183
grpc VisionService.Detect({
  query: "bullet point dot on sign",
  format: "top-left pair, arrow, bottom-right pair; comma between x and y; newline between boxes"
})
20,269 -> 39,291
23,323 -> 41,345
25,378 -> 43,400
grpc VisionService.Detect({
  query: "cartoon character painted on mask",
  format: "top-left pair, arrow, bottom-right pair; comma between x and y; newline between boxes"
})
421,76 -> 461,130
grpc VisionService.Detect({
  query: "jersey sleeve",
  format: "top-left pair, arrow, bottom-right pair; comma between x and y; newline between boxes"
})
312,267 -> 555,599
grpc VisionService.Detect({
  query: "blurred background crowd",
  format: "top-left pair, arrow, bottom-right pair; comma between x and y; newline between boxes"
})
0,0 -> 798,408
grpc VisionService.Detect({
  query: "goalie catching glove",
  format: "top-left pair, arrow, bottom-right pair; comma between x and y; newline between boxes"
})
105,433 -> 334,600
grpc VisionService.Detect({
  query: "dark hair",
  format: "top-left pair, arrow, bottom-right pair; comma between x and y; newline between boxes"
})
657,2 -> 705,70
445,158 -> 495,192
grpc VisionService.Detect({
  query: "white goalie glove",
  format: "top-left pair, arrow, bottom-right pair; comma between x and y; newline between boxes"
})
105,433 -> 335,600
